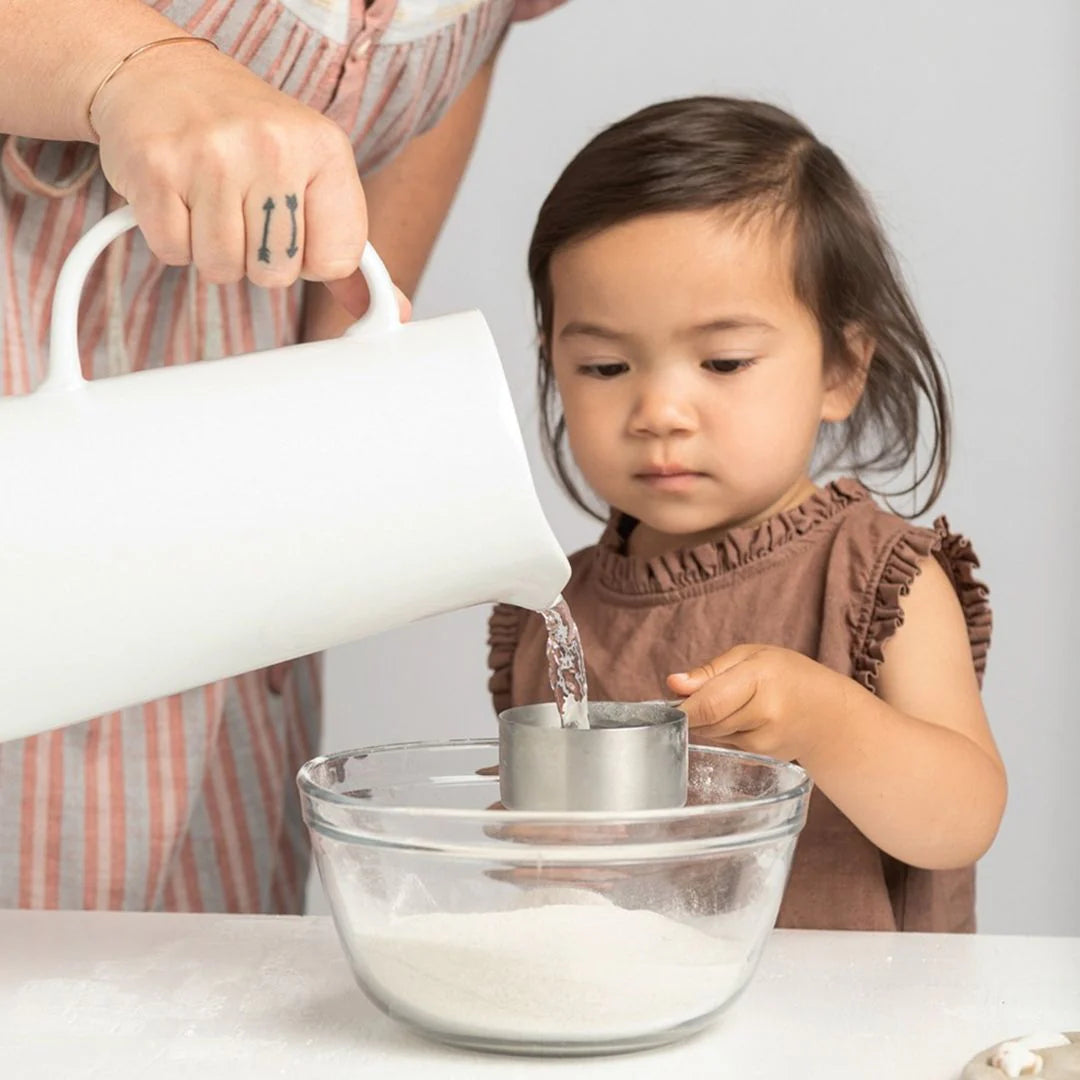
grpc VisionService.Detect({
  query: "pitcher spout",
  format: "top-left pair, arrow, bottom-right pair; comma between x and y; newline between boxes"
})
492,550 -> 570,613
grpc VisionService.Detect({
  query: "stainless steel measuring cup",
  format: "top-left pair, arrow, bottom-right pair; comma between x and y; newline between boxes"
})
498,701 -> 688,811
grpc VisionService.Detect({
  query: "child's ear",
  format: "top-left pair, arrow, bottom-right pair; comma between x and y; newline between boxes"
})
821,326 -> 873,423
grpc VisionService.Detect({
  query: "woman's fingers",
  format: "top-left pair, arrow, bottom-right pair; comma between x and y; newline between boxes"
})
130,188 -> 192,267
190,186 -> 245,284
93,44 -> 369,293
302,140 -> 367,283
244,186 -> 305,289
325,275 -> 413,321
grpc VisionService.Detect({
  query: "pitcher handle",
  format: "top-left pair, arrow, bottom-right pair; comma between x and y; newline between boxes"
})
42,205 -> 401,393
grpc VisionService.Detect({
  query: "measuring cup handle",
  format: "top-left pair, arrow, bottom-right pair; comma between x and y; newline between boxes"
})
41,206 -> 401,393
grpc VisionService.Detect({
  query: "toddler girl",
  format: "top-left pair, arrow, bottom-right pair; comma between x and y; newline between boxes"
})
488,97 -> 1005,932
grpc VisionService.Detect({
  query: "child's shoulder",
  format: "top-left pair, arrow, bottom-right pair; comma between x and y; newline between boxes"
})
828,477 -> 935,547
828,478 -> 991,690
827,478 -> 983,591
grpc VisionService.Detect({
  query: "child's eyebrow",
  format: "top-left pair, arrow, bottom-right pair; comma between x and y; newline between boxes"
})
558,317 -> 776,341
686,317 -> 776,335
558,321 -> 628,342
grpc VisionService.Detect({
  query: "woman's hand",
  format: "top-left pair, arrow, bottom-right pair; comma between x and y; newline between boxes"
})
92,40 -> 377,315
667,644 -> 850,762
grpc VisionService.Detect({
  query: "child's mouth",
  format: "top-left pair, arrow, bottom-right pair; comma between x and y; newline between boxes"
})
635,469 -> 707,492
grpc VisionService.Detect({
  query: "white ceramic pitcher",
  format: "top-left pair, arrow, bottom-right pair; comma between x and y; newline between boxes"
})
0,207 -> 570,739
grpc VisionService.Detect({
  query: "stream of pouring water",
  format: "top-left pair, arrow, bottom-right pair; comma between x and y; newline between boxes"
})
540,595 -> 589,729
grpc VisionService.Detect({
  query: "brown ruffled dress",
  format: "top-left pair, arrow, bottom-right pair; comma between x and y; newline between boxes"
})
487,479 -> 991,932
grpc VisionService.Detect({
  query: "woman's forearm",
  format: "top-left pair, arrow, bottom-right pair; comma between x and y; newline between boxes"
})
1,0 -> 189,141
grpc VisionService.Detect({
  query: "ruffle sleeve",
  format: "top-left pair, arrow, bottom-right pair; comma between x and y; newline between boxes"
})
853,518 -> 991,693
487,602 -> 526,715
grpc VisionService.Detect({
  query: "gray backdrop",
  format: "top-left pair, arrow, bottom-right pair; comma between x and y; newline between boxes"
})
311,0 -> 1080,935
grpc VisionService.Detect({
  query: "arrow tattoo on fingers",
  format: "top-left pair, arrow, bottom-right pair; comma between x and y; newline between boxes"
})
285,194 -> 298,258
258,197 -> 274,263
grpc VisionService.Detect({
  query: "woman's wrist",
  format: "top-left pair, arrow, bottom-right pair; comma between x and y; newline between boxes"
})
0,0 -> 199,142
89,35 -> 244,148
87,36 -> 219,143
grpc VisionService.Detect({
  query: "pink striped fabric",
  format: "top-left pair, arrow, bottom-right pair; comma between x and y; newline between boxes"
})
0,0 -> 565,913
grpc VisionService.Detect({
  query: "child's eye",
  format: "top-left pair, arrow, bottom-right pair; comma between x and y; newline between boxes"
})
578,362 -> 629,378
702,358 -> 754,374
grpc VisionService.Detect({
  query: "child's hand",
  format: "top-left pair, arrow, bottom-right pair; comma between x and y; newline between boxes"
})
92,41 -> 375,314
666,645 -> 851,763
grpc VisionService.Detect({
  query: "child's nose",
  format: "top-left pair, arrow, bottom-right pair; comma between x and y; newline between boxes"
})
628,383 -> 697,438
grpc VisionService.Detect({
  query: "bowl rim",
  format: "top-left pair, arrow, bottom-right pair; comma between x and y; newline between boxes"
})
296,737 -> 812,823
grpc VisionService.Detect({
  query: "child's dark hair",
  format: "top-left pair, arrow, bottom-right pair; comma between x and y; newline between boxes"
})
528,97 -> 950,519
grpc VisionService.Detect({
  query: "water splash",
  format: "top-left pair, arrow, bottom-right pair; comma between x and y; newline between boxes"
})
541,595 -> 590,730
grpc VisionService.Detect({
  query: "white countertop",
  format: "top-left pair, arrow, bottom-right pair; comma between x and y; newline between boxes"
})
0,910 -> 1076,1079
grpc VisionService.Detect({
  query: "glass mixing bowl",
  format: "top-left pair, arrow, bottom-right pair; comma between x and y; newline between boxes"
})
298,739 -> 810,1057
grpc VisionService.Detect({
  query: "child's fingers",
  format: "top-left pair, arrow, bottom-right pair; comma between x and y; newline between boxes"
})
690,711 -> 759,748
680,662 -> 760,736
666,672 -> 697,695
696,729 -> 782,761
667,644 -> 767,694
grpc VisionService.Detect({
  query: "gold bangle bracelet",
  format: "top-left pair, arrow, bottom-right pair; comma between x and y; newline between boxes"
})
87,36 -> 220,142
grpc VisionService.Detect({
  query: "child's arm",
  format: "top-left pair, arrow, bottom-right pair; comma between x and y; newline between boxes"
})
667,559 -> 1006,871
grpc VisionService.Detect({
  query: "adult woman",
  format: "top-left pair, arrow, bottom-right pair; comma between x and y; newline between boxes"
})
0,0 -> 567,912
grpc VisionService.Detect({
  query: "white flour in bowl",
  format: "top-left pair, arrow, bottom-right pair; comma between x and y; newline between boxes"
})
352,902 -> 746,1043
